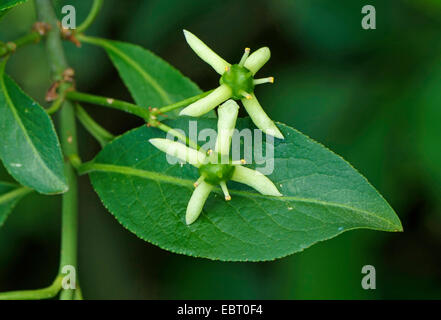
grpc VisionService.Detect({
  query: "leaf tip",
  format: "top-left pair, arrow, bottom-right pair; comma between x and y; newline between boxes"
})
395,222 -> 404,232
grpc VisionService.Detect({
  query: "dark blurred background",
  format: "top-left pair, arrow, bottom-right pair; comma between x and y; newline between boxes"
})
0,0 -> 440,299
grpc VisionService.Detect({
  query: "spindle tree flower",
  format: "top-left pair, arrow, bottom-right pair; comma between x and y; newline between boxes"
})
179,30 -> 284,140
150,100 -> 282,225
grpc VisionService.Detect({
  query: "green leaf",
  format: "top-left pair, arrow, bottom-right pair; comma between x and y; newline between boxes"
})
0,0 -> 27,11
0,70 -> 67,194
87,37 -> 203,117
0,181 -> 31,227
88,118 -> 402,261
0,0 -> 27,20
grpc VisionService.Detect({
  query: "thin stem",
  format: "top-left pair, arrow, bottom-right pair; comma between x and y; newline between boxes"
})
0,32 -> 41,57
155,90 -> 214,114
0,186 -> 32,206
67,92 -> 204,150
68,154 -> 82,170
76,0 -> 104,33
46,92 -> 65,114
13,32 -> 41,48
76,32 -> 105,46
75,103 -> 114,147
36,0 -> 79,300
76,160 -> 96,176
66,90 -> 150,120
0,276 -> 62,300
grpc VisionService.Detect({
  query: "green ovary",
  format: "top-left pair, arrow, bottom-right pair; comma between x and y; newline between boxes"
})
220,64 -> 254,99
198,163 -> 235,185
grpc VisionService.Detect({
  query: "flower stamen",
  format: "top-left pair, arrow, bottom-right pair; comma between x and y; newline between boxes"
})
220,181 -> 231,201
194,176 -> 205,188
240,90 -> 252,100
238,47 -> 250,66
254,77 -> 274,85
231,159 -> 246,165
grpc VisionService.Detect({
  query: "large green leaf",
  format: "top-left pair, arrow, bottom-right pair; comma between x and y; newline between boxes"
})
0,181 -> 31,227
87,118 -> 402,261
86,37 -> 203,117
0,71 -> 67,194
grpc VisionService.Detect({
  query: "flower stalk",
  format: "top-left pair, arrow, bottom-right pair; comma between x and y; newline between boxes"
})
0,276 -> 63,300
66,90 -> 150,120
76,0 -> 104,33
0,32 -> 41,57
75,103 -> 115,147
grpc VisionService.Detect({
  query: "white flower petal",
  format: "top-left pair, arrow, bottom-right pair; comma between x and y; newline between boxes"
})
244,47 -> 270,75
241,94 -> 284,139
183,30 -> 231,75
215,99 -> 239,156
231,166 -> 282,197
186,181 -> 213,225
179,85 -> 231,117
149,138 -> 207,167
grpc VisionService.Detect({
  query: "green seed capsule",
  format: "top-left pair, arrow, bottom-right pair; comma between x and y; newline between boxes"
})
220,64 -> 254,100
198,163 -> 235,185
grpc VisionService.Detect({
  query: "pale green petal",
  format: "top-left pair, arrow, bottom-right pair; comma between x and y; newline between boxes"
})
241,93 -> 284,139
215,99 -> 239,156
180,85 -> 232,117
231,165 -> 282,197
244,47 -> 270,75
186,181 -> 213,225
183,30 -> 231,75
149,138 -> 207,167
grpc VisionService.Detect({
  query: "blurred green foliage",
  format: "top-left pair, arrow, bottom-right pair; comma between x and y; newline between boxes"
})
0,0 -> 440,299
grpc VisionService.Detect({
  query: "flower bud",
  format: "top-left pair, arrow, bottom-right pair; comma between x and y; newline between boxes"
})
186,181 -> 213,225
215,100 -> 239,156
231,165 -> 282,196
244,47 -> 270,75
149,138 -> 207,167
180,85 -> 232,117
241,93 -> 284,139
183,30 -> 230,75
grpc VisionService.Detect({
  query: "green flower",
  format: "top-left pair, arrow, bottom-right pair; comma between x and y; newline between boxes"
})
180,30 -> 284,140
150,100 -> 282,225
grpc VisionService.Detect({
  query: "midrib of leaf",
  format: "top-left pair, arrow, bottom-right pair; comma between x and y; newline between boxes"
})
86,37 -> 172,105
86,162 -> 401,230
0,72 -> 66,190
0,186 -> 31,205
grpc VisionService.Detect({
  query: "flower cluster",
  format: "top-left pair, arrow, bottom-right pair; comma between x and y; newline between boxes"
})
181,30 -> 284,140
150,31 -> 283,225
